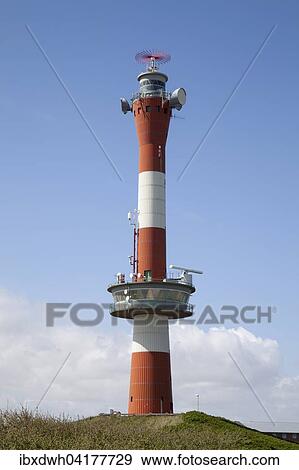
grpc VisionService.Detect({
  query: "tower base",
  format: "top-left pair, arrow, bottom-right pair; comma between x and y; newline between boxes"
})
128,314 -> 173,414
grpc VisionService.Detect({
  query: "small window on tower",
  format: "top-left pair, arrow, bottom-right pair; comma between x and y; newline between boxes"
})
146,105 -> 151,112
138,107 -> 141,114
134,110 -> 136,116
157,105 -> 161,112
130,396 -> 133,402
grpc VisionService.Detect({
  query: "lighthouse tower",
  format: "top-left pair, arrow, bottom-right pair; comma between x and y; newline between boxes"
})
108,51 -> 198,414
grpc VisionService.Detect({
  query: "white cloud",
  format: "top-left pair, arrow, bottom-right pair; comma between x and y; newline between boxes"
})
171,325 -> 281,420
0,288 -> 298,423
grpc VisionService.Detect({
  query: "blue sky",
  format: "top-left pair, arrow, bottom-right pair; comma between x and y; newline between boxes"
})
0,0 -> 299,415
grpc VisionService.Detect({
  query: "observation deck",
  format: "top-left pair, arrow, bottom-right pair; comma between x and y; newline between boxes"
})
108,278 -> 195,320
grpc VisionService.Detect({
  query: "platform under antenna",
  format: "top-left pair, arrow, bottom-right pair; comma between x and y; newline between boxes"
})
135,49 -> 171,71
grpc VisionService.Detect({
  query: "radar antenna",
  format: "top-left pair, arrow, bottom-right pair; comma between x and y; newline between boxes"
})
135,49 -> 171,71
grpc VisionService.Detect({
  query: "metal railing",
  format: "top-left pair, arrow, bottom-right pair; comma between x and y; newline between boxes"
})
132,90 -> 171,101
109,273 -> 193,287
165,272 -> 194,287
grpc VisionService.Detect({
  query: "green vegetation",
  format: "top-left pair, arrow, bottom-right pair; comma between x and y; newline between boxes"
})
0,409 -> 298,450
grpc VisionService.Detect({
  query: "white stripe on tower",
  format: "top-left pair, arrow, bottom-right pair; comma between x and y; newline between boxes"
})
138,171 -> 166,229
132,314 -> 170,353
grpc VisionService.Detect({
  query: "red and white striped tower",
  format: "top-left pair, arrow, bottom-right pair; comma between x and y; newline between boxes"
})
108,51 -> 196,414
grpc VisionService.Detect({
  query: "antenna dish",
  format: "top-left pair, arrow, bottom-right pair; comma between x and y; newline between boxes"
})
120,98 -> 131,114
170,88 -> 186,110
135,50 -> 171,70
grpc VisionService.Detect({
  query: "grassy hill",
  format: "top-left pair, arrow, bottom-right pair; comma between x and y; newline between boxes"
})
0,409 -> 298,450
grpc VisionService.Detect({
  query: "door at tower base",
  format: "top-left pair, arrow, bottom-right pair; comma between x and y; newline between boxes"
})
128,314 -> 173,414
